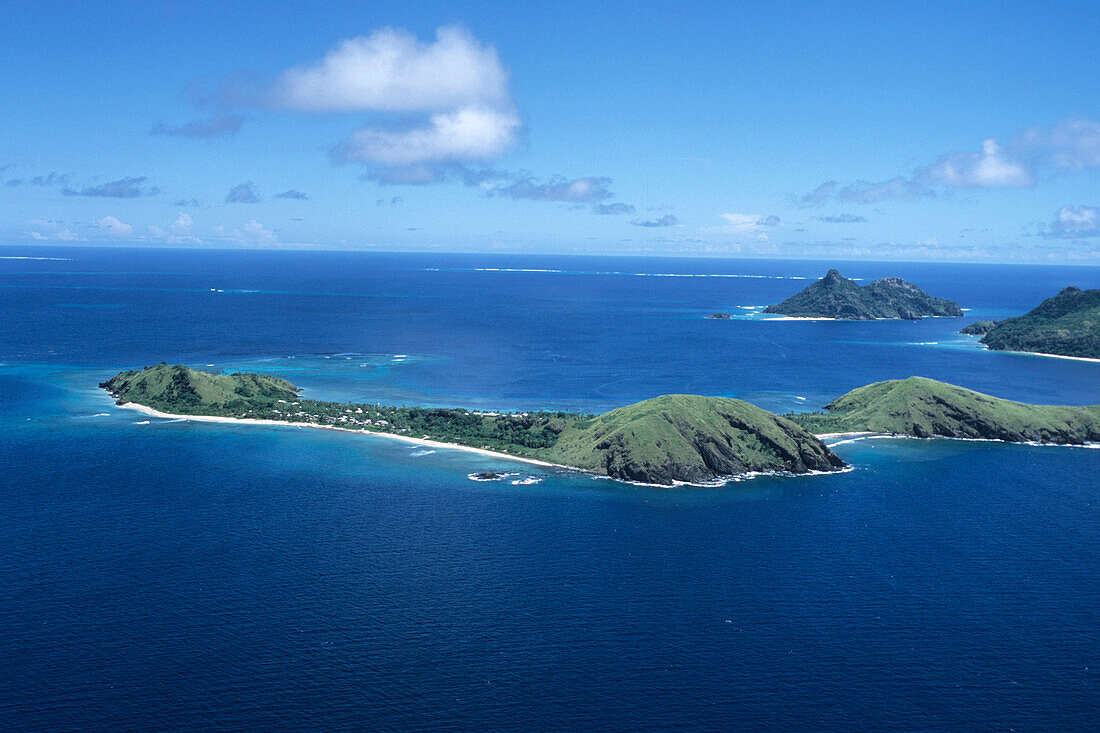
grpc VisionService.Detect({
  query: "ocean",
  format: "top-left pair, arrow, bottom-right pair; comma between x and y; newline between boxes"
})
1,246 -> 1098,730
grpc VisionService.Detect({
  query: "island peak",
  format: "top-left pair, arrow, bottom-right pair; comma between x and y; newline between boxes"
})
764,270 -> 962,320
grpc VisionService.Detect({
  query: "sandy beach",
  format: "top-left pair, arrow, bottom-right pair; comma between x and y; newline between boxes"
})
118,402 -> 574,471
1006,350 -> 1100,364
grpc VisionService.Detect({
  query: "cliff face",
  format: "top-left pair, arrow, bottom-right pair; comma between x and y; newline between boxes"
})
977,286 -> 1100,359
547,394 -> 845,485
788,377 -> 1100,444
763,269 -> 962,320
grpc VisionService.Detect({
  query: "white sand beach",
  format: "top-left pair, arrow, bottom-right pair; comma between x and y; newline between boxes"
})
118,402 -> 573,470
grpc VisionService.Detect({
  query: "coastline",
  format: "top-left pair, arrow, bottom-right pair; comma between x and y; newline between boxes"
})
1002,349 -> 1100,364
118,402 -> 578,472
958,335 -> 1100,363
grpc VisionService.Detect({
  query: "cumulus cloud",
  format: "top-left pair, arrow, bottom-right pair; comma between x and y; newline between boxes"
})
924,138 -> 1031,188
63,177 -> 159,198
801,117 -> 1100,204
817,213 -> 868,223
632,214 -> 678,227
235,219 -> 277,245
172,212 -> 193,233
1043,205 -> 1099,238
756,215 -> 781,226
272,26 -> 509,112
97,216 -> 133,237
266,25 -> 521,179
151,113 -> 247,140
174,198 -> 200,207
274,189 -> 309,199
225,182 -> 259,203
336,107 -> 520,166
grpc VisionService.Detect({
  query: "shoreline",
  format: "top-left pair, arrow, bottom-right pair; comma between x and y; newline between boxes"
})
114,401 -> 855,487
1002,349 -> 1100,364
118,402 -> 579,472
957,335 -> 1100,363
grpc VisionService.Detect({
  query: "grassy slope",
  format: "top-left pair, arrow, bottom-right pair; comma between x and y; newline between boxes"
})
547,394 -> 844,484
979,287 -> 1100,359
101,363 -> 298,413
764,270 -> 961,320
787,377 -> 1100,443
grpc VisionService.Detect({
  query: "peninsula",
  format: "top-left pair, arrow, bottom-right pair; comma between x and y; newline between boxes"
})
764,269 -> 963,320
959,286 -> 1100,359
786,376 -> 1100,444
101,364 -> 845,485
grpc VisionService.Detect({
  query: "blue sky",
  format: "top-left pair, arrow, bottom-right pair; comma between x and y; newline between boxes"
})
1,1 -> 1098,262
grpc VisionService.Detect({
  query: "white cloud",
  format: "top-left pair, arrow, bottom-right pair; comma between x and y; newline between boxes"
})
98,216 -> 133,237
925,138 -> 1032,188
801,116 -> 1100,204
271,26 -> 520,173
714,213 -> 783,235
1044,205 -> 1099,238
273,26 -> 509,112
340,107 -> 520,166
173,212 -> 193,232
233,219 -> 276,245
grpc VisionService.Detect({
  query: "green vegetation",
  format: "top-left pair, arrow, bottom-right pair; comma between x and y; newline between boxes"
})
101,364 -> 846,485
971,286 -> 1100,359
786,376 -> 1100,444
959,320 -> 999,335
764,269 -> 962,320
546,394 -> 844,484
102,363 -> 576,456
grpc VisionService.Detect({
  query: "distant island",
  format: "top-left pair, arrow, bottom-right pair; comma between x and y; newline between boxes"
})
764,269 -> 963,320
786,377 -> 1100,444
958,286 -> 1099,359
706,312 -> 732,319
102,365 -> 1098,486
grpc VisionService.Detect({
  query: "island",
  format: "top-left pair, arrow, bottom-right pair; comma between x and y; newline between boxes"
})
101,363 -> 846,485
764,269 -> 963,320
959,286 -> 1100,359
102,366 -> 1099,486
706,312 -> 732,319
786,376 -> 1100,444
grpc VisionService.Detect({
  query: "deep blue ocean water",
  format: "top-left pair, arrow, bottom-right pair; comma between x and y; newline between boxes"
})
1,246 -> 1098,730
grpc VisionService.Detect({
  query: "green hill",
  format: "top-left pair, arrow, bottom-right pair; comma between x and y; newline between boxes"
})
787,377 -> 1100,444
101,363 -> 299,413
974,286 -> 1100,359
546,394 -> 844,484
764,269 -> 962,320
101,365 -> 846,486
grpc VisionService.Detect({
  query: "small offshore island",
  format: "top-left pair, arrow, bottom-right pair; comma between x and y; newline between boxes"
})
102,364 -> 1100,486
764,269 -> 963,320
960,286 -> 1100,359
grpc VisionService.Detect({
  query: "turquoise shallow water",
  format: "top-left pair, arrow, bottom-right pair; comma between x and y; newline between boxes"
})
1,247 -> 1098,730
